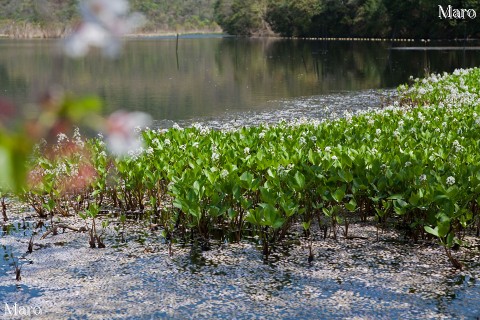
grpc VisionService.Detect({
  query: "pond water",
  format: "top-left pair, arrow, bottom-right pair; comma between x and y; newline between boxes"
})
2,36 -> 480,123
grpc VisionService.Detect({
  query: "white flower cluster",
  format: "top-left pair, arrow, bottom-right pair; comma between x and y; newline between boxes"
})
452,140 -> 464,153
446,176 -> 455,186
172,123 -> 183,131
211,152 -> 220,161
220,169 -> 229,179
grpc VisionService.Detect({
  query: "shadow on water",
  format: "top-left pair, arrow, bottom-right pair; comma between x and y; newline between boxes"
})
0,244 -> 43,301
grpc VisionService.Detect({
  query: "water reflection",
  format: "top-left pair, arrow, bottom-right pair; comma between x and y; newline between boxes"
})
0,37 -> 480,121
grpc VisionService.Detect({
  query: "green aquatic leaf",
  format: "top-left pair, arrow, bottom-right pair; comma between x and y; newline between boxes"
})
345,198 -> 357,212
332,186 -> 346,203
293,171 -> 306,189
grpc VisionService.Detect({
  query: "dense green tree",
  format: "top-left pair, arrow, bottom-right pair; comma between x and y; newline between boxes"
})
0,0 -> 219,34
225,0 -> 480,38
265,0 -> 317,37
352,0 -> 390,37
2,0 -> 480,38
214,0 -> 267,35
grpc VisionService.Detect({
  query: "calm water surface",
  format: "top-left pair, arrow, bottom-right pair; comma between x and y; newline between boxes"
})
1,36 -> 480,122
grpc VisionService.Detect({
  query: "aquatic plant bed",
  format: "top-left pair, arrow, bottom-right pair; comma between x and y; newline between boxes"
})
1,68 -> 480,318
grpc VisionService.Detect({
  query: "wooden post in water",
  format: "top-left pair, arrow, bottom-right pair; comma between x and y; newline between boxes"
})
176,33 -> 179,70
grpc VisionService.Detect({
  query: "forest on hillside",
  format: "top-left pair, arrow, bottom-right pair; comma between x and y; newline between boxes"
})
214,0 -> 480,39
0,0 -> 218,37
1,0 -> 480,39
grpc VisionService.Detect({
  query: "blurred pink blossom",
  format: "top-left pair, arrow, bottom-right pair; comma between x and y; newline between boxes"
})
105,111 -> 152,156
64,0 -> 145,58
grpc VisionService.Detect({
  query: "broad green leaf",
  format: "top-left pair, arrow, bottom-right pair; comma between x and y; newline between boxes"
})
424,226 -> 439,237
294,171 -> 306,189
332,187 -> 345,203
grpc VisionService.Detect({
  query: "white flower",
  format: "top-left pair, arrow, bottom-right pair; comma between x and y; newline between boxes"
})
376,129 -> 382,136
73,128 -> 85,148
446,176 -> 455,186
452,140 -> 464,152
310,136 -> 317,142
212,152 -> 220,161
164,139 -> 171,146
63,0 -> 145,58
172,123 -> 182,130
220,169 -> 229,179
57,133 -> 68,144
299,137 -> 306,145
405,161 -> 412,167
146,147 -> 154,155
192,142 -> 199,148
324,146 -> 332,153
105,111 -> 152,156
419,174 -> 427,182
331,155 -> 338,160
180,144 -> 186,150
259,131 -> 266,139
244,147 -> 250,155
200,127 -> 210,135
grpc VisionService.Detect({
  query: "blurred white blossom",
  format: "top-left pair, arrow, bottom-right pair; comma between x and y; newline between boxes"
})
105,111 -> 152,156
64,0 -> 145,58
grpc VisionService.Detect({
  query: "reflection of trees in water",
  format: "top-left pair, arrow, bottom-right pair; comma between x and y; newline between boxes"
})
215,38 -> 391,94
0,64 -> 28,115
3,39 -> 480,121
